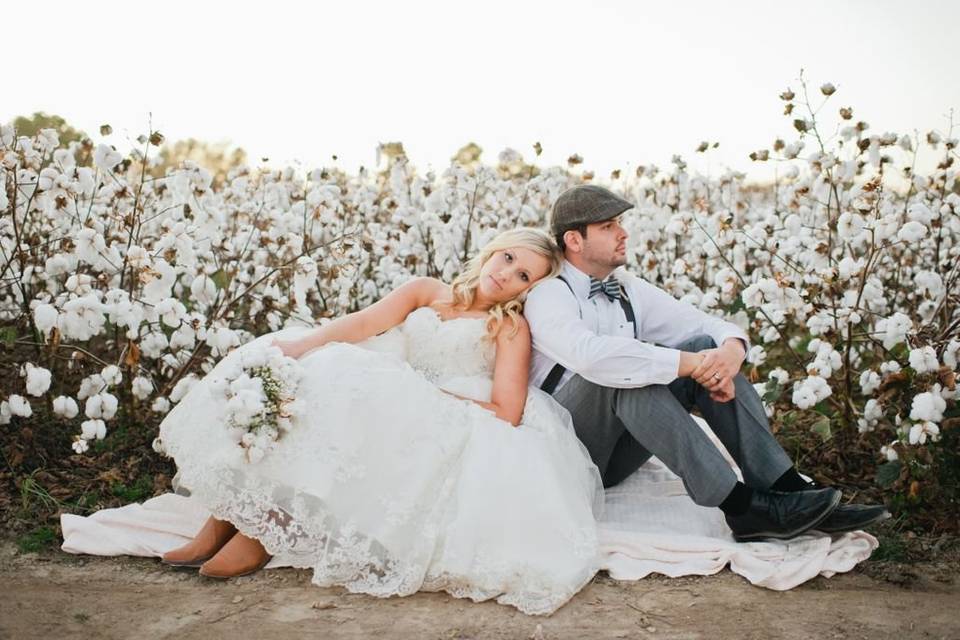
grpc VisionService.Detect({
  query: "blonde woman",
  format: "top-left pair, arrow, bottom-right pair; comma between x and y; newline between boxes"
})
156,228 -> 604,616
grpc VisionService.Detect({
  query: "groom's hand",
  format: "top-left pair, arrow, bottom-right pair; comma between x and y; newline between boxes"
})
691,339 -> 745,394
708,378 -> 736,403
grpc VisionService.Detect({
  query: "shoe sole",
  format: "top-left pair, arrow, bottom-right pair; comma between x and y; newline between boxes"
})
198,556 -> 271,579
813,509 -> 891,535
732,489 -> 842,542
161,557 -> 213,568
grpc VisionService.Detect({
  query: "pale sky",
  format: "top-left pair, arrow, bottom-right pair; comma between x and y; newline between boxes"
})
6,0 -> 959,181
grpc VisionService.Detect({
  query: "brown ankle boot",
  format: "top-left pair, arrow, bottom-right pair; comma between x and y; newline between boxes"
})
162,517 -> 237,567
198,532 -> 271,579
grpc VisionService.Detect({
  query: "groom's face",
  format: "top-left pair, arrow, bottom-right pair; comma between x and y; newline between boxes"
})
571,216 -> 628,269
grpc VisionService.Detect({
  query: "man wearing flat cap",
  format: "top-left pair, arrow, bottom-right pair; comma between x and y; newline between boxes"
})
524,184 -> 888,541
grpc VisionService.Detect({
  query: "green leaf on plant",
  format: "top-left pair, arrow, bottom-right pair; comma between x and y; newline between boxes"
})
762,382 -> 782,404
210,269 -> 230,291
811,416 -> 833,442
876,460 -> 902,488
0,326 -> 16,347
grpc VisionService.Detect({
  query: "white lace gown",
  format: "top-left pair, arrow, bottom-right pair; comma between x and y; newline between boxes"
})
159,307 -> 605,615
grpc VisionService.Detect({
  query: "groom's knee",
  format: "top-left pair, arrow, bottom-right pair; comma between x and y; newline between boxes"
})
613,383 -> 684,418
677,334 -> 716,352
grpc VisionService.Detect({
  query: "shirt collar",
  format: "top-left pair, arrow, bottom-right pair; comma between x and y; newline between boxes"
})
562,261 -> 607,300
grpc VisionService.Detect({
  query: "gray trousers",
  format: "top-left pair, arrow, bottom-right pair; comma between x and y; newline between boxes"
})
552,335 -> 793,507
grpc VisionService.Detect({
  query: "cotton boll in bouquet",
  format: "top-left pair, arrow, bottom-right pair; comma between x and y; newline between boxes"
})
210,344 -> 306,463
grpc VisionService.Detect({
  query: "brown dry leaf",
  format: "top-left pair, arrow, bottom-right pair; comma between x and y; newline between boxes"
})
125,340 -> 141,368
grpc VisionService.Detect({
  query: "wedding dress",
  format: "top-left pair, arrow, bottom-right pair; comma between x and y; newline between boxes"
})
157,306 -> 605,616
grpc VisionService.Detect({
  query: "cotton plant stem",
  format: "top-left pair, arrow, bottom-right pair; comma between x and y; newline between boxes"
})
690,214 -> 806,371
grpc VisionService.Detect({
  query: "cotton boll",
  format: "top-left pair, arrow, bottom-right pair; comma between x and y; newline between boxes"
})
8,394 -> 32,417
768,368 -> 789,385
0,401 -> 10,425
59,294 -> 107,341
52,395 -> 80,419
206,327 -> 240,357
20,363 -> 52,397
80,418 -> 107,440
190,274 -> 218,306
748,345 -> 767,366
131,376 -> 154,400
896,221 -> 927,242
155,297 -> 187,328
909,392 -> 946,423
85,393 -> 118,420
944,339 -> 960,370
909,421 -> 940,445
880,360 -> 902,375
93,144 -> 123,170
151,396 -> 171,414
859,370 -> 882,395
33,303 -> 59,335
908,346 -> 939,374
914,271 -> 943,298
907,203 -> 933,225
876,312 -> 912,349
837,256 -> 864,279
140,332 -> 169,359
100,365 -> 122,387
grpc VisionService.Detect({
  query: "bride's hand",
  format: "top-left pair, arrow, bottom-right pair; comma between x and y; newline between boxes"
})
271,338 -> 307,360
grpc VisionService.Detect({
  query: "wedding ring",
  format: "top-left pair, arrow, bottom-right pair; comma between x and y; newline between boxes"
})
713,372 -> 721,380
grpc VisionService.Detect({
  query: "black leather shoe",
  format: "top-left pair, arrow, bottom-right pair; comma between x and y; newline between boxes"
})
726,487 -> 841,542
813,503 -> 890,534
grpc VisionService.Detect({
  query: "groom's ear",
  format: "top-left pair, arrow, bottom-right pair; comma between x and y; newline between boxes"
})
562,229 -> 584,254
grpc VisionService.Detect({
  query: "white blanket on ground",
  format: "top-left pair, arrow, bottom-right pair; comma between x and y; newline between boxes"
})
60,439 -> 877,592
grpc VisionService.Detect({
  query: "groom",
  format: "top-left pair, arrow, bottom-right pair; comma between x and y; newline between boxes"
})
524,184 -> 888,541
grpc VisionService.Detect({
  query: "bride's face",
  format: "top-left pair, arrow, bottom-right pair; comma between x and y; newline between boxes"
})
477,247 -> 552,304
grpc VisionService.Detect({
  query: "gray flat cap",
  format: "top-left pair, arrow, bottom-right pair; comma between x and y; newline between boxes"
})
550,185 -> 634,238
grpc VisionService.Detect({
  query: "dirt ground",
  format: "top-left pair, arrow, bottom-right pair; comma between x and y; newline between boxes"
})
1,542 -> 958,640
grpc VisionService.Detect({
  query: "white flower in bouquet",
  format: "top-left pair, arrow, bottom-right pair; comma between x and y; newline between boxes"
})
215,345 -> 305,463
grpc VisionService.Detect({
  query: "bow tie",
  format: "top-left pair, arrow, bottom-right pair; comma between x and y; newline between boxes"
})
588,276 -> 621,301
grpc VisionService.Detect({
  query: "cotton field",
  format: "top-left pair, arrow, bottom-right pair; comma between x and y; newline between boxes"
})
1,81 -> 958,497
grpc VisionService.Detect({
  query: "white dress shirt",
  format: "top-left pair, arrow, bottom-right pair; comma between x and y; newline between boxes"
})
524,261 -> 750,392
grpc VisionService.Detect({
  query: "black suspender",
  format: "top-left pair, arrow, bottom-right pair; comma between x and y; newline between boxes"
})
539,276 -> 637,395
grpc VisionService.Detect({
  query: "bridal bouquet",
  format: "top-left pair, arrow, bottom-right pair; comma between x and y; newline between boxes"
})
210,344 -> 306,463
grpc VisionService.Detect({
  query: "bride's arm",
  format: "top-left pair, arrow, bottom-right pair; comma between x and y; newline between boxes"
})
445,316 -> 531,427
273,277 -> 444,359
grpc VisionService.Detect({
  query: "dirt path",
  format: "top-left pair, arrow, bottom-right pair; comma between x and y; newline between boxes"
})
1,542 -> 957,640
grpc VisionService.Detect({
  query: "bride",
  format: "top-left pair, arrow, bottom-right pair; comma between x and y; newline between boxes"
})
156,227 -> 604,615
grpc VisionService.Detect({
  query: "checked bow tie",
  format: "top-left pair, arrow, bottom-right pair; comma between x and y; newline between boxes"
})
588,276 -> 621,301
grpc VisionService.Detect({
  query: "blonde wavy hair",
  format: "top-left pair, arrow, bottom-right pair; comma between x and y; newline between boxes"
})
439,228 -> 563,340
